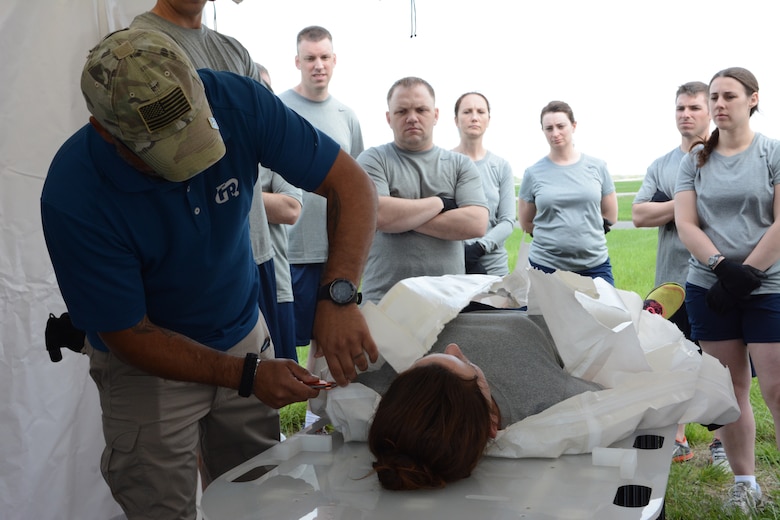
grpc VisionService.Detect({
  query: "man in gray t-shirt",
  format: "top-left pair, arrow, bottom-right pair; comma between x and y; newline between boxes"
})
280,26 -> 365,348
633,82 -> 710,333
632,81 -> 714,464
358,77 -> 488,303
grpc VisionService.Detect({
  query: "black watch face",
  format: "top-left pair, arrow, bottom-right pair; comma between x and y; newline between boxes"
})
330,280 -> 356,303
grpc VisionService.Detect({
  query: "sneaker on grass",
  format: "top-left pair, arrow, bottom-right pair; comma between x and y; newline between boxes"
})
709,438 -> 731,472
672,437 -> 693,463
723,482 -> 762,515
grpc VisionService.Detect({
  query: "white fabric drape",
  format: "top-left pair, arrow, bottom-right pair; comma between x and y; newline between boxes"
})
0,2 -> 151,519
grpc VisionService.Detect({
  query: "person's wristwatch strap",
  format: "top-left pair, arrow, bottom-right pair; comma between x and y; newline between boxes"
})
238,352 -> 260,398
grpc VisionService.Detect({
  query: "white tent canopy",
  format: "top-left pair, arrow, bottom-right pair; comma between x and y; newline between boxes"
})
1,2 -> 150,518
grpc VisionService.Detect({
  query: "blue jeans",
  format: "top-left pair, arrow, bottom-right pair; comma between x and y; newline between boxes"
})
529,257 -> 615,286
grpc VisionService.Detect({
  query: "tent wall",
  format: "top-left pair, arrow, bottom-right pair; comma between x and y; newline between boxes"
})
0,2 -> 151,518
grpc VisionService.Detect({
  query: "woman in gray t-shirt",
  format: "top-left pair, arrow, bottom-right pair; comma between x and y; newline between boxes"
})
519,101 -> 618,285
452,92 -> 517,276
675,66 -> 780,514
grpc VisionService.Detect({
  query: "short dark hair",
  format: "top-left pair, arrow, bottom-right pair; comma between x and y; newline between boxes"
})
454,92 -> 490,117
386,77 -> 435,105
540,100 -> 575,127
675,81 -> 708,100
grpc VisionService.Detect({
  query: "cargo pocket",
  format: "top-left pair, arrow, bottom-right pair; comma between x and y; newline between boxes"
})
100,416 -> 144,509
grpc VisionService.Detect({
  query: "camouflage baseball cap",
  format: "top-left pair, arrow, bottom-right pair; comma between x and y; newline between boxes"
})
81,28 -> 225,182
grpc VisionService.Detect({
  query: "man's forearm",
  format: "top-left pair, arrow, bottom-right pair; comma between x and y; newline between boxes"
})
632,200 -> 674,228
415,205 -> 488,240
99,315 -> 243,389
376,195 -> 442,233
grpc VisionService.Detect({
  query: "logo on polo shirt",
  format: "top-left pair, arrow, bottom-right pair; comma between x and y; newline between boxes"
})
215,178 -> 239,204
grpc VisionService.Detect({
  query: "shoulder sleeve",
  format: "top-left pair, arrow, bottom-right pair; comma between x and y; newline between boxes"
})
270,171 -> 303,203
767,137 -> 780,186
633,161 -> 661,204
597,159 -> 615,196
518,168 -> 535,202
494,158 -> 517,223
454,154 -> 488,208
357,147 -> 390,196
675,149 -> 699,194
348,112 -> 365,158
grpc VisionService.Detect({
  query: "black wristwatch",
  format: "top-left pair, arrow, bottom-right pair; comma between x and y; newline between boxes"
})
317,278 -> 362,305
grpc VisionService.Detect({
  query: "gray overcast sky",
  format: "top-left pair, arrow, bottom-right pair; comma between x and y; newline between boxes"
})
207,0 -> 780,180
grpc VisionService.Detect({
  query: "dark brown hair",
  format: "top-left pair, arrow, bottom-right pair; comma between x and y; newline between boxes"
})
368,363 -> 493,490
540,100 -> 575,127
696,67 -> 759,167
454,92 -> 491,117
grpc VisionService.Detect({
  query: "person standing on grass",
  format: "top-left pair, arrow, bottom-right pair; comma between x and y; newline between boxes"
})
676,67 -> 780,515
357,77 -> 489,303
632,81 -> 730,469
518,100 -> 618,285
451,92 -> 516,276
282,26 -> 365,351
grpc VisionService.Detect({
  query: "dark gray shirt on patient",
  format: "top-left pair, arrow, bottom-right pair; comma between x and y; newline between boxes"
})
357,310 -> 602,428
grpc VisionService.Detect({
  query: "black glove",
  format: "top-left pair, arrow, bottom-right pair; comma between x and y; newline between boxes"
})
464,242 -> 486,264
705,280 -> 736,314
713,260 -> 765,299
649,189 -> 672,203
648,189 -> 676,231
603,218 -> 613,234
439,196 -> 458,213
464,242 -> 487,274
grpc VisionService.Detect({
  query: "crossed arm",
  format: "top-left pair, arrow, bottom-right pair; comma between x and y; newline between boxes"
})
377,195 -> 488,240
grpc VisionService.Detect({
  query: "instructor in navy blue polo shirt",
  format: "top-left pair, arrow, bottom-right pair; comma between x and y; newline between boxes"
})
41,28 -> 377,520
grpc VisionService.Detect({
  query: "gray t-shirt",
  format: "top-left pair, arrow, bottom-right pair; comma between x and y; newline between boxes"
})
633,147 -> 689,286
358,143 -> 489,303
279,89 -> 364,264
131,12 -> 275,265
676,133 -> 780,292
252,169 -> 302,302
465,151 -> 516,276
357,310 -> 602,428
519,154 -> 615,271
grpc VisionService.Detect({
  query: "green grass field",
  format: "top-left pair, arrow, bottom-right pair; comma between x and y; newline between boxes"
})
280,202 -> 780,518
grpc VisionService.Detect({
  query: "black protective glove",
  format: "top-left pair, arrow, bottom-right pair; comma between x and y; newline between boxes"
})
439,196 -> 458,213
464,242 -> 487,274
603,218 -> 613,234
649,189 -> 672,203
706,261 -> 766,313
464,242 -> 486,264
649,189 -> 676,231
705,280 -> 735,314
712,260 -> 765,299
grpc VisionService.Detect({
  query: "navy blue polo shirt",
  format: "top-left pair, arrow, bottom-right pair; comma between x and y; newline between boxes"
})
41,69 -> 340,351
